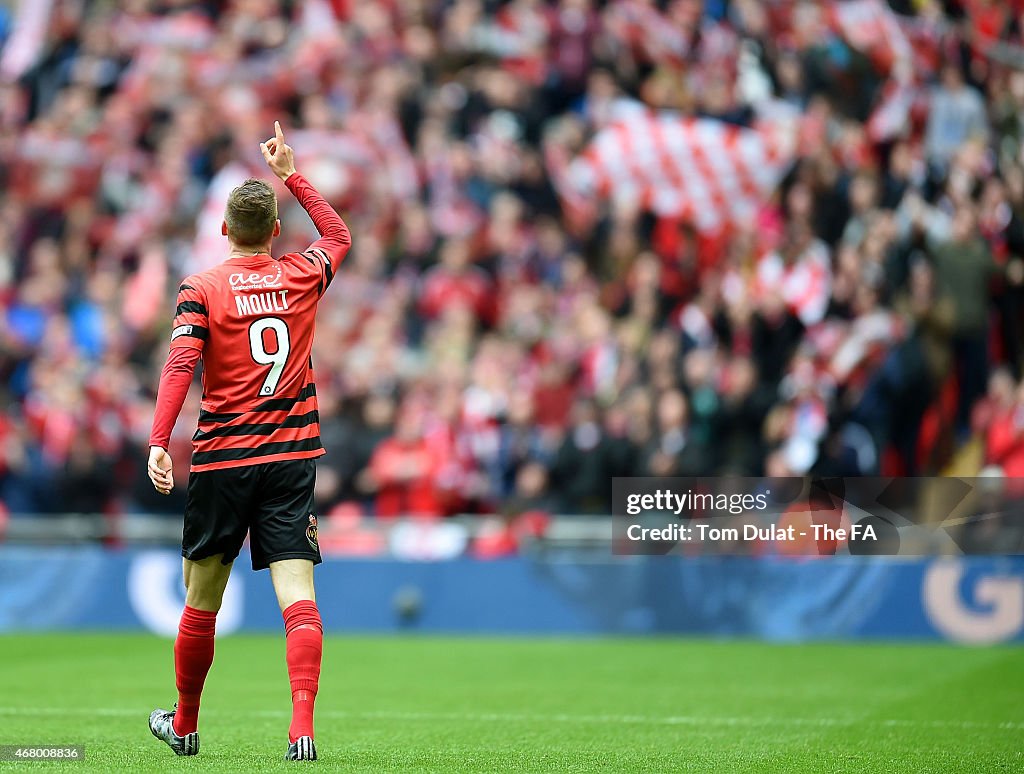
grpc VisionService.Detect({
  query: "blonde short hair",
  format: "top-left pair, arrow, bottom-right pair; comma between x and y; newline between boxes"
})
225,178 -> 277,246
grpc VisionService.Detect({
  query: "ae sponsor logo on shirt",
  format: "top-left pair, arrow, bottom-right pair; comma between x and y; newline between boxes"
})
229,265 -> 283,291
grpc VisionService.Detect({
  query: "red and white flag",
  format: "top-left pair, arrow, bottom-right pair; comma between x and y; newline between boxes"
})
829,0 -> 926,142
0,0 -> 55,81
829,0 -> 914,78
549,110 -> 797,233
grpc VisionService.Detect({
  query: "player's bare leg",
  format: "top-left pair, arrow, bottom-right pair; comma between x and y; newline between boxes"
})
182,553 -> 235,608
270,557 -> 316,610
270,558 -> 322,761
150,554 -> 233,756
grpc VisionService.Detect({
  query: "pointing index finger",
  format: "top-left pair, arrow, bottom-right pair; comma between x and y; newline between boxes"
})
275,120 -> 285,145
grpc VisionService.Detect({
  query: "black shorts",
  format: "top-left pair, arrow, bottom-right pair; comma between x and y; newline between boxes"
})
182,458 -> 322,571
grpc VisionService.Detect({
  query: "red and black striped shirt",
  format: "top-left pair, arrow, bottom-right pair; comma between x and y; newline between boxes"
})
152,172 -> 351,472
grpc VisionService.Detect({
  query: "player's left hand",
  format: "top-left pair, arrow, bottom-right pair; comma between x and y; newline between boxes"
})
148,446 -> 174,495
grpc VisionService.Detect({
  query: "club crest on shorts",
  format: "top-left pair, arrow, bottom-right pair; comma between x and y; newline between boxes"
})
306,514 -> 318,550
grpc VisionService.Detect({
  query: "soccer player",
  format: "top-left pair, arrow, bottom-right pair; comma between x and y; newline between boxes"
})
145,122 -> 350,762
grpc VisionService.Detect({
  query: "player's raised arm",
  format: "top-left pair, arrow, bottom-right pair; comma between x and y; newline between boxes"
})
260,121 -> 351,291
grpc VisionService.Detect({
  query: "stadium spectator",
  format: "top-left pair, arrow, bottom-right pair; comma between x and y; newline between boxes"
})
368,405 -> 447,519
983,376 -> 1024,479
925,63 -> 989,172
930,205 -> 998,436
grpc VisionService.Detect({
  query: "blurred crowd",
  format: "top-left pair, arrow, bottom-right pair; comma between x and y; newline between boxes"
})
1,0 -> 1024,521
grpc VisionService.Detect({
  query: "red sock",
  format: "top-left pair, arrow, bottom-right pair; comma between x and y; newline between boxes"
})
283,600 -> 323,742
172,606 -> 217,736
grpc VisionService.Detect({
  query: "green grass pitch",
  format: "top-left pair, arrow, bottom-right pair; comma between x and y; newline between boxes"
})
0,635 -> 1020,772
